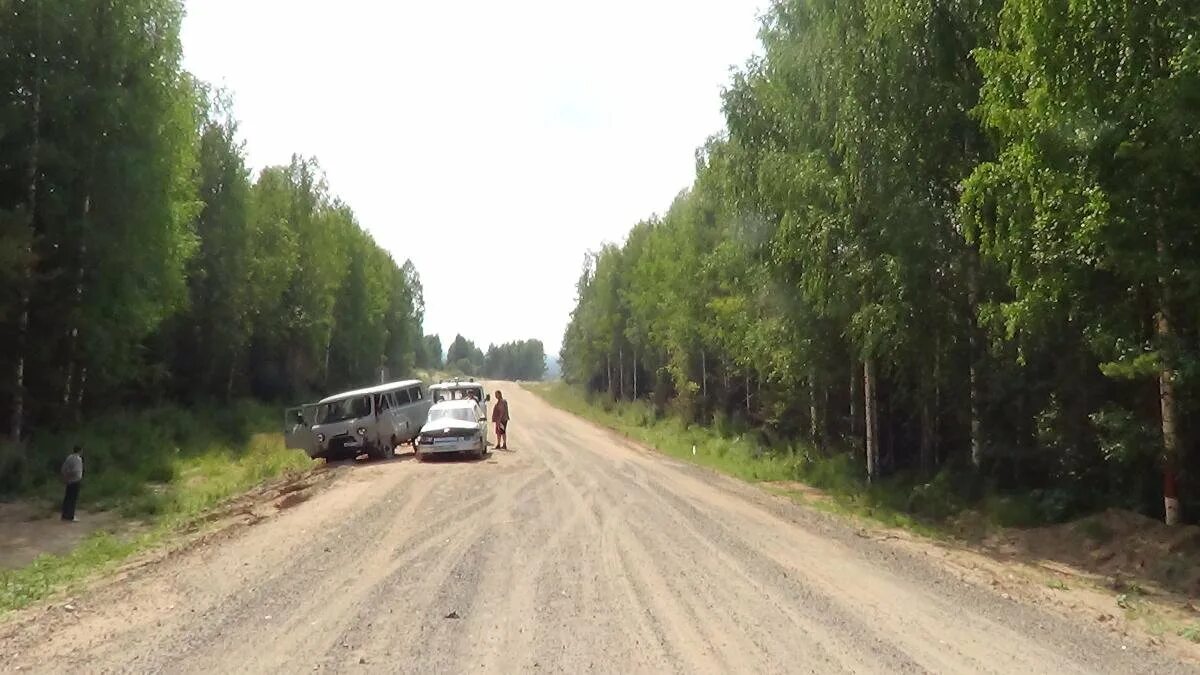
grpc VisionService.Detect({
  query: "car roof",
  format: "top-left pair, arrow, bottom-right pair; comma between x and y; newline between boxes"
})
318,379 -> 422,404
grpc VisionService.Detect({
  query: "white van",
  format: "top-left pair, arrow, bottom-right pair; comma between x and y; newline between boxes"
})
285,379 -> 431,461
428,380 -> 489,408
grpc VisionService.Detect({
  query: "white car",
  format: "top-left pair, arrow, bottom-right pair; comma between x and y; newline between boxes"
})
415,399 -> 488,461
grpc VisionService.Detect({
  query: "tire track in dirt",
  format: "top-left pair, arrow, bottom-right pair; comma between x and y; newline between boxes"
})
3,383 -> 1198,674
538,416 -> 902,673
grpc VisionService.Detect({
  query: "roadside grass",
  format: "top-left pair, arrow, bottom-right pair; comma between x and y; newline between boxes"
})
0,400 -> 314,614
529,382 -> 951,537
526,383 -> 1148,539
528,383 -> 1200,647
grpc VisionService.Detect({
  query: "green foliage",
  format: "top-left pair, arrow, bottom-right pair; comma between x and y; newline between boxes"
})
417,334 -> 444,370
0,400 -> 312,613
483,340 -> 547,381
559,0 -> 1200,523
0,4 -> 426,451
1,532 -> 142,613
1077,517 -> 1115,544
1179,624 -> 1200,644
1046,579 -> 1070,591
446,334 -> 486,376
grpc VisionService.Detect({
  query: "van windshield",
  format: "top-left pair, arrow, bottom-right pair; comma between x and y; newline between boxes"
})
316,396 -> 372,424
432,387 -> 482,403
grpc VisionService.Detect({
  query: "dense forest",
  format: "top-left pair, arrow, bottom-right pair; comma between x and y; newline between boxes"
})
0,3 -> 425,451
561,1 -> 1200,524
444,334 -> 547,382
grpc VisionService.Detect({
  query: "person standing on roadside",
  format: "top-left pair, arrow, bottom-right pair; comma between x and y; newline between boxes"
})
493,391 -> 510,450
61,445 -> 84,522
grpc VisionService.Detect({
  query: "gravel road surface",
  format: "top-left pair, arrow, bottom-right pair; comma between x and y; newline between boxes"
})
2,384 -> 1197,674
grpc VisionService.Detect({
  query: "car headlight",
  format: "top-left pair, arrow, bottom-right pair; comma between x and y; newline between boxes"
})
356,427 -> 367,436
316,433 -> 325,443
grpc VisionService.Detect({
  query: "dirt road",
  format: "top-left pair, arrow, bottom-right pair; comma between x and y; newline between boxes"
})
2,385 -> 1197,673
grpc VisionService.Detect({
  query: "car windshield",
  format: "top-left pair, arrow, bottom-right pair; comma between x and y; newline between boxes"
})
316,396 -> 372,424
428,407 -> 475,423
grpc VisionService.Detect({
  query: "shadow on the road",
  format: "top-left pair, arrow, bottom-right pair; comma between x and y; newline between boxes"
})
321,451 -> 416,468
321,446 -> 510,469
414,451 -> 491,464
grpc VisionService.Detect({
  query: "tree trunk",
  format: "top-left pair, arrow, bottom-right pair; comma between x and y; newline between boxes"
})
700,349 -> 707,403
933,333 -> 942,468
849,364 -> 860,441
822,386 -> 829,446
632,349 -> 638,400
73,367 -> 87,422
745,370 -> 751,415
606,353 -> 613,399
864,359 -> 878,484
1157,231 -> 1182,525
62,197 -> 90,415
921,398 -> 934,476
323,338 -> 331,387
809,368 -> 819,441
967,245 -> 983,469
10,5 -> 43,443
723,359 -> 730,411
618,347 -> 624,400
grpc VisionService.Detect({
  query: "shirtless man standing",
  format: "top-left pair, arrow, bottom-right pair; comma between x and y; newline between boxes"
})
493,391 -> 510,450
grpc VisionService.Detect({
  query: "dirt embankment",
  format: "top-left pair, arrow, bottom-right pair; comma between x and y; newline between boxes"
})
980,509 -> 1200,596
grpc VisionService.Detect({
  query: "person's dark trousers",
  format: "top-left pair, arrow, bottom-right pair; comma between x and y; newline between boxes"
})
61,481 -> 81,521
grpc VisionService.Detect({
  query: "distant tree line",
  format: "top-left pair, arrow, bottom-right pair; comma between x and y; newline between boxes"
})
416,334 -> 444,371
446,335 -> 486,376
561,1 -> 1200,524
0,2 -> 425,446
442,334 -> 545,381
484,340 -> 547,381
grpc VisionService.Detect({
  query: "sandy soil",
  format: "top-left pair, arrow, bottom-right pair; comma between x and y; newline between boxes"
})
0,502 -> 126,570
2,384 -> 1198,673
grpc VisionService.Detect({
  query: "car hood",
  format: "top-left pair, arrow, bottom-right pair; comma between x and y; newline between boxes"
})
419,418 -> 479,435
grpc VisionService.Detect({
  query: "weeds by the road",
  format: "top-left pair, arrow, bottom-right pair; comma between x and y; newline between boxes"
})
529,382 -> 954,536
529,382 -> 1200,650
0,401 -> 314,614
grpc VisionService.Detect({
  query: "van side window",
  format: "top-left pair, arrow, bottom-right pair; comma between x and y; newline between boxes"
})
411,387 -> 423,401
377,394 -> 392,412
394,388 -> 412,405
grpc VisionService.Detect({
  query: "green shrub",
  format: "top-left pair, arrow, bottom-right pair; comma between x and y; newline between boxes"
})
530,383 -> 1102,536
906,470 -> 966,521
1077,517 -> 1116,543
1,400 -> 314,615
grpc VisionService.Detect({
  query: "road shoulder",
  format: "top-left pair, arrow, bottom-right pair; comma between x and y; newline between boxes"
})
526,383 -> 1200,662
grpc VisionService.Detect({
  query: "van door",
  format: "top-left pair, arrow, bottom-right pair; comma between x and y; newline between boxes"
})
413,386 -> 432,436
390,387 -> 413,441
373,392 -> 389,445
413,386 -> 431,423
284,404 -> 318,453
387,391 -> 405,440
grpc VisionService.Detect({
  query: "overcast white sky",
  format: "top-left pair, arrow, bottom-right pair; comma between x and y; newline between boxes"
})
181,0 -> 765,357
